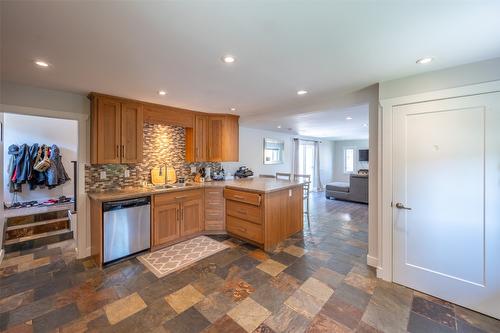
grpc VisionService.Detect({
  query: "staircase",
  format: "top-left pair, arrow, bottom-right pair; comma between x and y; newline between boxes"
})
4,208 -> 74,253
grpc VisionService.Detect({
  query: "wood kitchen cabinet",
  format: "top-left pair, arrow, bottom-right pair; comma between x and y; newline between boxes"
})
204,187 -> 225,232
153,202 -> 179,246
186,115 -> 239,162
186,115 -> 208,162
152,189 -> 204,249
90,94 -> 143,164
224,185 -> 303,251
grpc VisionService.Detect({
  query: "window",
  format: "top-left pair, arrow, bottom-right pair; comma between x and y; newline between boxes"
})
344,148 -> 354,173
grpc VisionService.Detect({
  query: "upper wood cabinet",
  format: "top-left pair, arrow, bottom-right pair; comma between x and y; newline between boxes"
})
186,114 -> 239,162
89,92 -> 238,164
186,115 -> 208,162
143,104 -> 194,128
90,95 -> 143,164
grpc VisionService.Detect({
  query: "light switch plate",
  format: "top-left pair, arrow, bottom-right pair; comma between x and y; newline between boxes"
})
100,171 -> 107,180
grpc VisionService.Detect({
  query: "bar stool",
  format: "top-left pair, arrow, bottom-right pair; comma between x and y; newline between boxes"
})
294,174 -> 311,227
276,172 -> 292,180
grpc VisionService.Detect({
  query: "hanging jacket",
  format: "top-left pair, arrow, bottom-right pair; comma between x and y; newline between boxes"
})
14,144 -> 30,184
28,143 -> 44,190
46,144 -> 70,187
7,144 -> 21,193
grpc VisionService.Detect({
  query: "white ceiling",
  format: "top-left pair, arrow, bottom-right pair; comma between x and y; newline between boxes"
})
248,104 -> 370,140
2,1 -> 500,139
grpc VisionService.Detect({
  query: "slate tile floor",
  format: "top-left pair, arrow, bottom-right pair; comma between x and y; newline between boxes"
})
1,193 -> 499,333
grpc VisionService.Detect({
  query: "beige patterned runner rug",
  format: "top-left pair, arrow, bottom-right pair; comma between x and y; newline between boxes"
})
138,236 -> 230,278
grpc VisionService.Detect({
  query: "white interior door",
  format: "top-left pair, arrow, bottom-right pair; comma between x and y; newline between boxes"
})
393,92 -> 500,319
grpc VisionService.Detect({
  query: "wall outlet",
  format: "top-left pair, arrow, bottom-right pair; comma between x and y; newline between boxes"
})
100,171 -> 107,180
289,189 -> 292,197
124,169 -> 130,178
190,166 -> 197,174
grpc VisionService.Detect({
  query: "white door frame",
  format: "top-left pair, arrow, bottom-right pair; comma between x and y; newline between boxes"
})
377,80 -> 500,282
0,103 -> 90,259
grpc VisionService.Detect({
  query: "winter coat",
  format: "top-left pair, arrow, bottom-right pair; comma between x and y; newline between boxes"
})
46,144 -> 70,186
14,144 -> 30,184
7,144 -> 21,193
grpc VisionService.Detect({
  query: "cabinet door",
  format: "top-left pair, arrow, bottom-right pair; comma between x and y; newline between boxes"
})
195,115 -> 208,161
153,202 -> 180,246
223,115 -> 239,162
97,98 -> 121,164
181,198 -> 203,237
121,102 -> 143,164
208,116 -> 224,161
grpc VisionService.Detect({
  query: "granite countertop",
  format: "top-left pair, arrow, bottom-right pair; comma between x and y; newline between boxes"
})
87,178 -> 304,202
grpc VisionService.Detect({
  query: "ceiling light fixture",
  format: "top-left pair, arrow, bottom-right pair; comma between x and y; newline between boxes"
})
346,116 -> 353,120
277,125 -> 282,129
34,60 -> 49,67
297,90 -> 308,95
158,90 -> 167,96
222,55 -> 236,63
416,57 -> 433,64
363,123 -> 368,127
230,107 -> 236,111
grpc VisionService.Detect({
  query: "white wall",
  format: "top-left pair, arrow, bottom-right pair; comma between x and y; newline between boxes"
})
4,113 -> 78,203
380,57 -> 500,99
222,126 -> 335,186
332,139 -> 369,182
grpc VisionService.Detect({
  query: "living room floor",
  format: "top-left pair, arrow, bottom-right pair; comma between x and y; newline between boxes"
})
1,193 -> 499,333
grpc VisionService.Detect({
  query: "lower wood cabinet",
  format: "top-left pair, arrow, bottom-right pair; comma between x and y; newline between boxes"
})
152,189 -> 204,248
153,202 -> 179,245
204,187 -> 225,232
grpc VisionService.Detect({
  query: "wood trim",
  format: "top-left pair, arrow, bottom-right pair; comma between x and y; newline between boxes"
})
89,198 -> 102,268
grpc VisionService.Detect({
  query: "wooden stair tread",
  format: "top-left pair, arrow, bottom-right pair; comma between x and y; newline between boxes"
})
4,229 -> 72,245
6,217 -> 70,231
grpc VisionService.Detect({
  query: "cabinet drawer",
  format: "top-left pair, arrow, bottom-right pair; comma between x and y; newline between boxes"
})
226,216 -> 263,244
205,220 -> 224,231
227,201 -> 262,225
205,188 -> 224,204
205,209 -> 224,220
224,189 -> 262,206
154,189 -> 202,206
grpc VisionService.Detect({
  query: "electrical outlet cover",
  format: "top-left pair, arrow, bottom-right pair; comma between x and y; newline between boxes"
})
124,169 -> 130,177
100,171 -> 106,180
190,166 -> 196,174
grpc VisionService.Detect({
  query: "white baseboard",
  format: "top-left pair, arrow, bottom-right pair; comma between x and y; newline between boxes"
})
0,249 -> 4,265
366,254 -> 378,267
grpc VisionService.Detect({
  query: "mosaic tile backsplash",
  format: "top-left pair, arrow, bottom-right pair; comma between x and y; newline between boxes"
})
85,123 -> 221,192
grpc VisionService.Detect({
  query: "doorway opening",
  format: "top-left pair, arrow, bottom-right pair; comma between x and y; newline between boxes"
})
2,113 -> 78,253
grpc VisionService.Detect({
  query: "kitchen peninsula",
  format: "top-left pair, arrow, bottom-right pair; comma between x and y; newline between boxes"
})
89,178 -> 304,267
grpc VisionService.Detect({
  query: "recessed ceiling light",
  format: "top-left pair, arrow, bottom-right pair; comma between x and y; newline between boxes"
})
34,60 -> 49,67
363,123 -> 368,127
297,90 -> 308,95
158,90 -> 167,96
222,55 -> 235,63
230,107 -> 236,111
346,116 -> 353,120
277,125 -> 282,129
416,57 -> 433,64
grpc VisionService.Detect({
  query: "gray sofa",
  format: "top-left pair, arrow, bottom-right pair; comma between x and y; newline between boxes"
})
325,174 -> 368,204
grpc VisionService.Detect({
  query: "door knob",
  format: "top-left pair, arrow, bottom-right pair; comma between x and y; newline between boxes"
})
395,202 -> 412,210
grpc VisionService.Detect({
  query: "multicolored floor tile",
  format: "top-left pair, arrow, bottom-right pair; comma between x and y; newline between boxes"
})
1,193 -> 498,332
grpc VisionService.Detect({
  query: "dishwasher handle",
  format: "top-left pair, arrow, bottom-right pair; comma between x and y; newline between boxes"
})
103,196 -> 151,212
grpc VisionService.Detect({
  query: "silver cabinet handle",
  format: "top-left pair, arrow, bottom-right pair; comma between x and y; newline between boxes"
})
395,203 -> 412,210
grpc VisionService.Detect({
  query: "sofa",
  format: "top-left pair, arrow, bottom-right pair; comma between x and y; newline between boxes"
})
325,174 -> 368,204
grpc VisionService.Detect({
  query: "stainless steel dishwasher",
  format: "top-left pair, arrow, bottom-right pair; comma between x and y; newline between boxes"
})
103,196 -> 151,264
